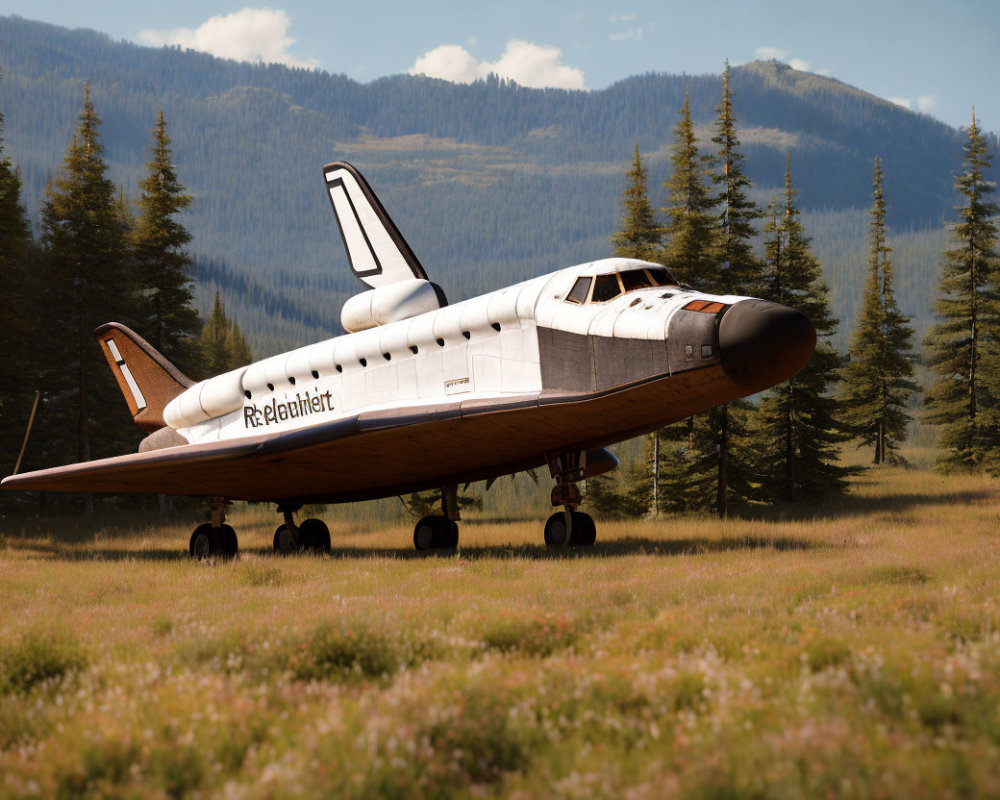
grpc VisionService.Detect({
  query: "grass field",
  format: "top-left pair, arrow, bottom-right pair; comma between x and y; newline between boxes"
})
2,464 -> 1000,798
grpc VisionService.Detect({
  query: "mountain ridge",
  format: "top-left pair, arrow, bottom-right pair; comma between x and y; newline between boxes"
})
0,15 -> 993,355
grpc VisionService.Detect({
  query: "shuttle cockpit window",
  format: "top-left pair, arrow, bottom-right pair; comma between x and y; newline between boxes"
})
565,276 -> 592,304
592,273 -> 623,302
644,267 -> 679,287
565,267 -> 681,305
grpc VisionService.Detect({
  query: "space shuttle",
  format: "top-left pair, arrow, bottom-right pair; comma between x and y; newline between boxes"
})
2,162 -> 816,555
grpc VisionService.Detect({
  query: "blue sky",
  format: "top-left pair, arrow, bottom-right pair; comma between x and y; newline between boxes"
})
4,0 -> 997,131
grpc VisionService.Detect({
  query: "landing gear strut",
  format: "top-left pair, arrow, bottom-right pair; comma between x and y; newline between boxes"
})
413,484 -> 460,551
189,497 -> 238,559
273,505 -> 331,554
544,450 -> 596,547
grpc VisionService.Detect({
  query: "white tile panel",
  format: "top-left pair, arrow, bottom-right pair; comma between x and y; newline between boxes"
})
416,351 -> 445,398
199,368 -> 247,419
284,347 -> 315,382
378,324 -> 411,358
405,313 -> 437,351
500,329 -> 526,362
472,355 -> 502,393
353,328 -> 384,362
178,385 -> 208,425
332,337 -> 359,369
396,359 -> 418,398
307,341 -> 339,376
432,304 -> 465,343
522,326 -> 541,365
459,296 -> 491,334
366,363 -> 399,398
501,356 -> 542,393
486,287 -> 519,326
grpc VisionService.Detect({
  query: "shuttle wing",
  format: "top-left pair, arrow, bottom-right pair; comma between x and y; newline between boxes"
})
323,161 -> 428,289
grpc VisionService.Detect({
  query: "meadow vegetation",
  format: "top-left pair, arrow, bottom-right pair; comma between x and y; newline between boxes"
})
2,462 -> 1000,797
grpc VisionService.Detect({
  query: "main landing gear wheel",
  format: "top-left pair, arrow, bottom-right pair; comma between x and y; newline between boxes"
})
544,511 -> 596,547
413,516 -> 459,551
273,524 -> 298,555
189,523 -> 238,559
299,518 -> 331,552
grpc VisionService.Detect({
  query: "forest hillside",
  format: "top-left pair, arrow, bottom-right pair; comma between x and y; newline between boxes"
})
0,15 -> 994,355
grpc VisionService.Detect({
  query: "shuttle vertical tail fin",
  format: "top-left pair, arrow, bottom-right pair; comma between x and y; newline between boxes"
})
94,323 -> 194,433
323,161 -> 431,290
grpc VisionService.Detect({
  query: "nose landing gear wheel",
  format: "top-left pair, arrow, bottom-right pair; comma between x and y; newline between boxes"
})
413,516 -> 459,550
543,511 -> 596,547
571,512 -> 596,545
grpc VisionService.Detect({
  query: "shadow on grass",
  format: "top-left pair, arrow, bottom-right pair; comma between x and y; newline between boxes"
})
728,488 -> 998,523
7,534 -> 820,563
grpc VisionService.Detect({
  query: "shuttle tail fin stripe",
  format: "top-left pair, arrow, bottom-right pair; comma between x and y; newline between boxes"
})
94,323 -> 194,433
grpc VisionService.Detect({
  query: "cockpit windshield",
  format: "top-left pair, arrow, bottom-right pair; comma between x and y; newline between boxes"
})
565,266 -> 679,304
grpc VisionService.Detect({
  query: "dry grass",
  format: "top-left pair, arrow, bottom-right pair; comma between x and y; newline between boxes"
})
2,464 -> 1000,797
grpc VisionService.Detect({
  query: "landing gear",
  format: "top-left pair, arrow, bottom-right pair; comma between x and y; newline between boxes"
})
543,511 -> 595,546
413,485 -> 461,551
543,450 -> 597,547
189,498 -> 238,559
273,506 -> 331,554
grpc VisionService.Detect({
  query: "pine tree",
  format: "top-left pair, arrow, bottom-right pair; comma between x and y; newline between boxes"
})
647,90 -> 722,513
842,158 -> 918,464
199,292 -> 252,376
661,90 -> 718,290
609,144 -> 668,512
612,145 -> 662,260
754,160 -> 850,502
37,84 -> 136,482
925,110 -> 1000,472
132,112 -> 201,375
698,60 -> 765,517
0,81 -> 38,479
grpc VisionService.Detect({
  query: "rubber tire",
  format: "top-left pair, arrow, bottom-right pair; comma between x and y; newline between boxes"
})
273,524 -> 298,555
436,519 -> 459,549
190,523 -> 214,559
544,512 -> 571,547
570,512 -> 596,545
299,518 -> 331,552
414,516 -> 438,551
220,524 -> 238,557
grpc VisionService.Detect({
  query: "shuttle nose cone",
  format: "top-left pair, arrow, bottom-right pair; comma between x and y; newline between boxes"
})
718,299 -> 816,392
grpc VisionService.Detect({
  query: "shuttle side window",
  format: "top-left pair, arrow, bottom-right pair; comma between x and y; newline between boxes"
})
565,276 -> 592,304
592,273 -> 623,302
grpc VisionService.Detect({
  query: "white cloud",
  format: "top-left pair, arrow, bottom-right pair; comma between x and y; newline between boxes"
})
610,26 -> 643,42
136,8 -> 317,69
609,12 -> 637,22
409,40 -> 585,90
754,46 -> 822,74
410,44 -> 483,84
918,95 -> 936,113
888,96 -> 912,110
755,46 -> 788,60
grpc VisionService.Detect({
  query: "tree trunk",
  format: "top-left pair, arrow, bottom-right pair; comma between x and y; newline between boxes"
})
717,405 -> 728,518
